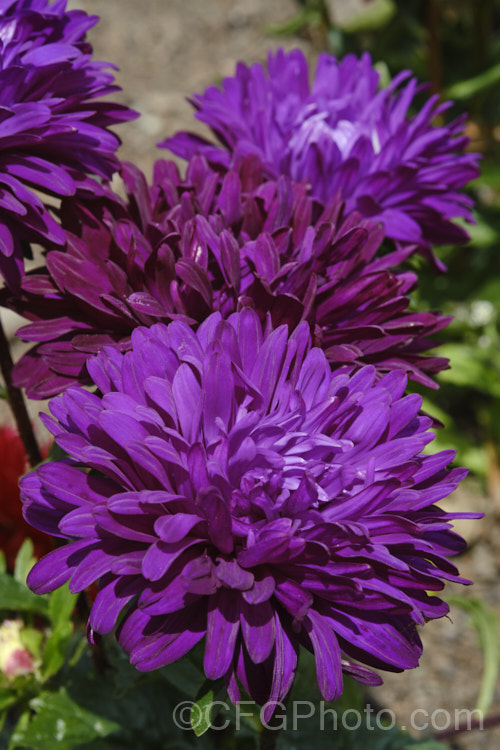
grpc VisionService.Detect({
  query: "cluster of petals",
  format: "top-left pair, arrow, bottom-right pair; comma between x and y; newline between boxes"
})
0,0 -> 136,287
21,310 -> 473,711
5,155 -> 448,399
163,48 -> 480,267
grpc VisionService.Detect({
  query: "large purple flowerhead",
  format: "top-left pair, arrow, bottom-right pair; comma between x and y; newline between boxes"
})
163,49 -> 480,265
0,0 -> 136,287
21,310 -> 473,710
6,156 -> 448,398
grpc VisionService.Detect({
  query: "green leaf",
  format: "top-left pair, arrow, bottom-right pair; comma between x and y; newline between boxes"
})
447,596 -> 499,716
13,540 -> 36,586
374,60 -> 392,89
437,344 -> 500,398
0,687 -> 17,713
470,277 -> 500,310
267,6 -> 323,36
42,621 -> 74,681
48,583 -> 77,630
328,0 -> 396,33
10,688 -> 119,750
47,441 -> 68,462
20,626 -> 44,659
7,711 -> 30,750
190,679 -> 226,736
472,163 -> 500,192
446,61 -> 500,100
460,216 -> 499,248
0,573 -> 48,615
160,654 -> 206,698
0,384 -> 6,400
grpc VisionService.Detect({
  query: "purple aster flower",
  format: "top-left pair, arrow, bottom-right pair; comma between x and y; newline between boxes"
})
20,310 -> 474,711
4,156 -> 448,399
162,49 -> 480,266
0,0 -> 137,287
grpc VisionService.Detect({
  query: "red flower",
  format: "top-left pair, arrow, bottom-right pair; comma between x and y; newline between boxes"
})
0,426 -> 53,569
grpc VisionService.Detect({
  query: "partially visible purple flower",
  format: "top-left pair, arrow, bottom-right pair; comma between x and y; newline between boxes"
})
21,310 -> 474,710
0,0 -> 137,287
162,49 -> 480,265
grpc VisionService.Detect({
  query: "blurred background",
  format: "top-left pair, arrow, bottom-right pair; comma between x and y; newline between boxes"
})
1,1 -> 499,746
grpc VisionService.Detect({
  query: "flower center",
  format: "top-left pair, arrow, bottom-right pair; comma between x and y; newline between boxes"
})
289,111 -> 381,160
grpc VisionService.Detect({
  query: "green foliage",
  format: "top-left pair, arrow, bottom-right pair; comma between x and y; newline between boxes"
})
447,61 -> 500,100
267,1 -> 325,37
190,679 -> 227,736
8,689 -> 119,750
41,620 -> 74,683
328,0 -> 396,34
46,442 -> 68,463
415,207 -> 500,480
13,541 -> 36,588
437,344 -> 500,397
160,644 -> 206,697
0,574 -> 49,616
47,585 -> 77,633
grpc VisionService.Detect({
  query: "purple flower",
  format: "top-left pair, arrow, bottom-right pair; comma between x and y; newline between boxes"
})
5,156 -> 448,399
21,310 -> 474,710
0,0 -> 137,287
162,49 -> 480,266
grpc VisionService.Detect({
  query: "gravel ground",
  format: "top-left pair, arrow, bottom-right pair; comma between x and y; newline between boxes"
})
67,0 -> 310,178
1,2 -> 499,748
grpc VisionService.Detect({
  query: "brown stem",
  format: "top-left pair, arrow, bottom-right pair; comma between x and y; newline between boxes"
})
76,591 -> 110,675
0,315 -> 41,467
434,711 -> 500,740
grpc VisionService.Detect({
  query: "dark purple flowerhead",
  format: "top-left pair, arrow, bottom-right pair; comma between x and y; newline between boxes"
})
0,0 -> 137,287
21,310 -> 474,711
6,156 -> 448,399
163,49 -> 480,266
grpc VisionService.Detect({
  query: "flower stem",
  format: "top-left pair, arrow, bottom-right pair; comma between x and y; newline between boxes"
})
434,710 -> 500,739
0,315 -> 41,467
259,726 -> 277,750
76,591 -> 110,675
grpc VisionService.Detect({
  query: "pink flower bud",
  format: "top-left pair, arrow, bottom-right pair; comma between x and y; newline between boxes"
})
0,620 -> 34,679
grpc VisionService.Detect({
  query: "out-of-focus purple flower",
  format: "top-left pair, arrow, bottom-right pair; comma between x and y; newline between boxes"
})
0,0 -> 137,288
162,49 -> 480,266
4,156 -> 449,399
21,310 -> 474,710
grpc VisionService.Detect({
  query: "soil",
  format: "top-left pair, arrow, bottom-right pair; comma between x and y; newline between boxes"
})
1,2 -> 499,748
